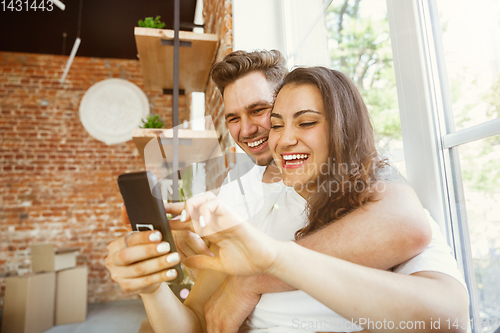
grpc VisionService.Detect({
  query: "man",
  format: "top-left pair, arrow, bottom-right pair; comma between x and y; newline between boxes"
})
105,50 -> 439,331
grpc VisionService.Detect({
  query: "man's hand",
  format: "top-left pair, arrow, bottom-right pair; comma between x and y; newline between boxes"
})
104,205 -> 181,294
204,275 -> 261,333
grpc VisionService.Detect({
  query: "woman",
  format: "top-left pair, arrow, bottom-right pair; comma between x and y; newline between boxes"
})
181,67 -> 469,332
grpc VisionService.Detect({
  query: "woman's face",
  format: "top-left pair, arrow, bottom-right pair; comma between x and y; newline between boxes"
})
269,83 -> 329,198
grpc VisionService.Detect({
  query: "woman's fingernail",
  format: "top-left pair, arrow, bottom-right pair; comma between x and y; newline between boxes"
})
180,209 -> 187,222
167,252 -> 179,263
149,231 -> 161,241
166,269 -> 177,278
199,215 -> 206,228
157,242 -> 170,253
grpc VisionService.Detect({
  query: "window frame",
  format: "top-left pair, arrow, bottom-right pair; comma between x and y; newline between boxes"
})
387,1 -> 500,331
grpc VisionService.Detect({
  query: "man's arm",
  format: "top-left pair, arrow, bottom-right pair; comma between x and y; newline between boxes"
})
242,181 -> 431,294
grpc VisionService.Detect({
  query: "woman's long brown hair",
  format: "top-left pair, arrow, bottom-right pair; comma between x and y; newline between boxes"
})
278,67 -> 387,239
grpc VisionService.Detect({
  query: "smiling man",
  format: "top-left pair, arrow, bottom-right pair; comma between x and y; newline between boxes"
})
212,50 -> 286,183
224,72 -> 274,164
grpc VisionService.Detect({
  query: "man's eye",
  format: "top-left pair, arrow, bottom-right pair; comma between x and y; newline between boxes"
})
254,107 -> 270,114
227,118 -> 239,123
300,122 -> 317,127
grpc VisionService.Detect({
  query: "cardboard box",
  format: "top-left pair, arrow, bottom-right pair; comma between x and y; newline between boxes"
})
30,244 -> 79,272
1,272 -> 56,333
55,266 -> 88,325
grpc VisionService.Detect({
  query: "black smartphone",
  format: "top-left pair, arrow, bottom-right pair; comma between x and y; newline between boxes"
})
117,171 -> 183,284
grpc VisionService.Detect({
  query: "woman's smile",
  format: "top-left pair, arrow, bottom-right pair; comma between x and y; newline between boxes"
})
281,153 -> 310,168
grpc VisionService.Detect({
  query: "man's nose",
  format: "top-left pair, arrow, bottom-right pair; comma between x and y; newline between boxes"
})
240,119 -> 258,138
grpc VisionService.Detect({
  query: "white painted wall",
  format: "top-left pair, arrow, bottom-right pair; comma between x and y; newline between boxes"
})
233,0 -> 287,54
285,0 -> 330,67
232,0 -> 329,68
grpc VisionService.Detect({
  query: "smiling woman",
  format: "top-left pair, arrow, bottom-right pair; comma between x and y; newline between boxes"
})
270,67 -> 388,238
269,83 -> 329,195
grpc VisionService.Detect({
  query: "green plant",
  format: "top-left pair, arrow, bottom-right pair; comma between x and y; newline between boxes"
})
138,16 -> 166,29
140,114 -> 164,128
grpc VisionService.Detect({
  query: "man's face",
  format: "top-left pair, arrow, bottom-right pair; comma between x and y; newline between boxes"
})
223,71 -> 275,166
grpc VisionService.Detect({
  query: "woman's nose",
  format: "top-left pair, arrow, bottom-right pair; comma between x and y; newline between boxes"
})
277,125 -> 298,147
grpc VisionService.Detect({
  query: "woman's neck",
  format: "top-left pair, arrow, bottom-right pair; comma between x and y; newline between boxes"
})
262,162 -> 282,184
296,182 -> 317,200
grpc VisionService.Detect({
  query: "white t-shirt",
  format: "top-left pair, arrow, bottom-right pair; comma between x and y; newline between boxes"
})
217,165 -> 286,225
217,165 -> 467,333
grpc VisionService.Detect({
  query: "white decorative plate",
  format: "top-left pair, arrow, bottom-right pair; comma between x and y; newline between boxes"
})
79,78 -> 150,145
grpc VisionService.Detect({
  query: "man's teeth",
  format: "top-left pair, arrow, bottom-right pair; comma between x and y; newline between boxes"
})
283,154 -> 309,161
248,138 -> 267,148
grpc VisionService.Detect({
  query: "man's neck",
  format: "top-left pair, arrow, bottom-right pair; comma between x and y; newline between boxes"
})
262,162 -> 282,184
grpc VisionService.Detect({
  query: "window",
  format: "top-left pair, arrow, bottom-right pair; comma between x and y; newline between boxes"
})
458,137 -> 500,331
436,0 -> 500,132
435,0 -> 500,329
387,1 -> 500,332
284,0 -> 406,174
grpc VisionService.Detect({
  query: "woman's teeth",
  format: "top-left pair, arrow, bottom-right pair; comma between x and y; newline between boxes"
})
283,154 -> 309,165
248,138 -> 267,148
283,154 -> 308,160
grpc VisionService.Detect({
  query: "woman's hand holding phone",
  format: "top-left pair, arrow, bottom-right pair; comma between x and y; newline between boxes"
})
104,205 -> 182,295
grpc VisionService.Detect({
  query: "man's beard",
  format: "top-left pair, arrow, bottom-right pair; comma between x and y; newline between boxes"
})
255,154 -> 274,167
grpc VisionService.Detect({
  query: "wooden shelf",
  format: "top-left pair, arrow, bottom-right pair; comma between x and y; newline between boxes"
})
132,128 -> 221,167
134,27 -> 218,92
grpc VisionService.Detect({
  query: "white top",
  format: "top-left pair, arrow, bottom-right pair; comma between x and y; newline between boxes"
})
217,165 -> 467,333
217,165 -> 287,225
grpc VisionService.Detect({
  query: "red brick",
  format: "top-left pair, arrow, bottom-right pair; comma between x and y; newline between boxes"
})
0,0 -> 230,307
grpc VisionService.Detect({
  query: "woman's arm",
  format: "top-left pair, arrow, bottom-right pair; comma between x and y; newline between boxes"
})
141,259 -> 227,333
269,242 -> 468,333
140,282 -> 201,333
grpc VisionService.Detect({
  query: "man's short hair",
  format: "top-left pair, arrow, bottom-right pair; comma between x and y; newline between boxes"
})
210,50 -> 288,95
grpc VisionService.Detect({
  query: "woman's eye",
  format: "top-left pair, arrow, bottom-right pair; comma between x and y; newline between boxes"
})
300,122 -> 317,127
270,124 -> 283,130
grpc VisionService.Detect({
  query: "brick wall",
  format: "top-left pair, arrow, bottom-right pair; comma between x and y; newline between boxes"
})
0,0 -> 233,309
203,0 -> 235,190
0,52 -> 190,306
